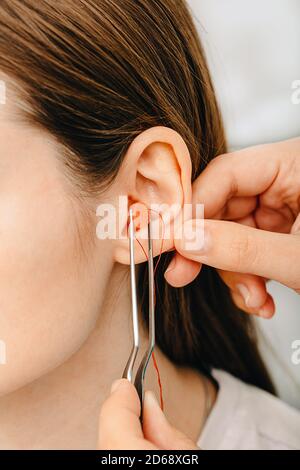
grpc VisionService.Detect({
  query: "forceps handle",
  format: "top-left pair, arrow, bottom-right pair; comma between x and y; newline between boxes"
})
122,208 -> 139,382
122,209 -> 156,422
134,219 -> 155,419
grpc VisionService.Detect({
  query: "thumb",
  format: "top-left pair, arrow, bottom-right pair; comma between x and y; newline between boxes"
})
142,391 -> 198,450
98,379 -> 155,450
174,219 -> 300,291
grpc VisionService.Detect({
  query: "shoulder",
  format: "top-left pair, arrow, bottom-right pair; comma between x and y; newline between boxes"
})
198,369 -> 300,450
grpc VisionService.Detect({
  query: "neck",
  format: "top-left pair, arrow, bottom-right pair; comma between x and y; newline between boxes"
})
0,263 -> 214,449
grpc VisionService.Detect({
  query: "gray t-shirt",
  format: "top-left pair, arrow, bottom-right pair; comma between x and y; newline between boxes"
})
197,369 -> 300,450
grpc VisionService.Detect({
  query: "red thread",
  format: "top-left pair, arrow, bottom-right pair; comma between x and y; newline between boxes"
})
131,208 -> 165,410
150,208 -> 164,412
152,351 -> 164,411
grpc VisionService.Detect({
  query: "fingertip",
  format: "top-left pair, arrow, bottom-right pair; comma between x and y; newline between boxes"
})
99,379 -> 143,449
144,391 -> 163,414
107,378 -> 141,418
143,391 -> 197,450
164,256 -> 201,287
111,378 -> 129,394
229,274 -> 275,318
258,294 -> 276,319
143,391 -> 173,448
236,278 -> 268,310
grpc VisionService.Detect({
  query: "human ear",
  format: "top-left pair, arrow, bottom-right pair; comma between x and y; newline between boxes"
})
113,126 -> 192,265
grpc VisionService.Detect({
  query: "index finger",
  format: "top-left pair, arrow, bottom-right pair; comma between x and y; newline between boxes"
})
193,141 -> 282,218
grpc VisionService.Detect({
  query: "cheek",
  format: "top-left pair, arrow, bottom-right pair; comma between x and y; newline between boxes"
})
0,175 -> 105,396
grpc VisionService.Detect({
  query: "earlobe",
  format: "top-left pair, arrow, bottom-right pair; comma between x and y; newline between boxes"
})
113,126 -> 192,266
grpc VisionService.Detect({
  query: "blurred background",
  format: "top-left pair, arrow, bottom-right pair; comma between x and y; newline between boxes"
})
187,0 -> 300,408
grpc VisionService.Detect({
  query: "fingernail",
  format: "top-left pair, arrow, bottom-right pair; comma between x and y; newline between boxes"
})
144,391 -> 160,409
165,256 -> 176,274
111,379 -> 127,393
144,391 -> 167,422
236,283 -> 251,306
236,284 -> 263,309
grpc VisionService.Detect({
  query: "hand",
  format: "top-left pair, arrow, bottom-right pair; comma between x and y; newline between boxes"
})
98,379 -> 198,450
165,138 -> 300,317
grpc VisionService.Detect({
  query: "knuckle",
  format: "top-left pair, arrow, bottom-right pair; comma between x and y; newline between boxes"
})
209,154 -> 227,169
208,155 -> 237,196
230,229 -> 258,272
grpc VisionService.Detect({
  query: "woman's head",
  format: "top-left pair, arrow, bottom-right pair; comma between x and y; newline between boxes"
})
0,0 -> 274,395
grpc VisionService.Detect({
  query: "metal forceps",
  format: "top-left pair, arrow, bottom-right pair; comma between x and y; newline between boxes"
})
122,208 -> 155,413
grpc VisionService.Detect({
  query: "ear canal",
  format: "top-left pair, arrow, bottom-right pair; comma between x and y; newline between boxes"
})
129,202 -> 149,233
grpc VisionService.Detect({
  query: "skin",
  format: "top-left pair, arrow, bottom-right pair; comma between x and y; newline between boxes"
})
0,78 -> 215,449
100,138 -> 300,449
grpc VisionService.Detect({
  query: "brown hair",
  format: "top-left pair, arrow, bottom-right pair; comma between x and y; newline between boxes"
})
0,0 -> 275,392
